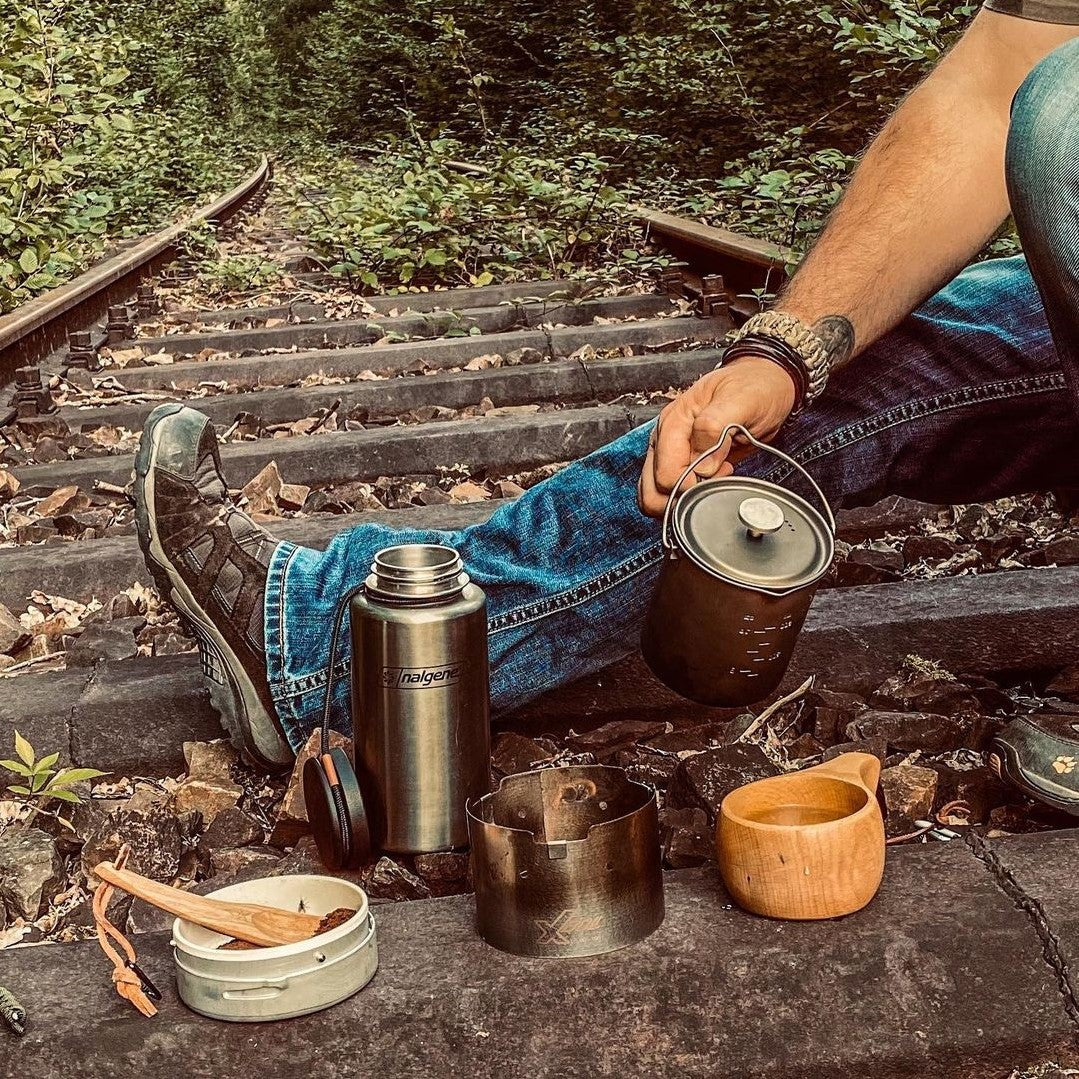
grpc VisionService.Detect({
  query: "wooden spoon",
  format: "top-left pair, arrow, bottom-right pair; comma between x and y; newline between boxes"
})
95,862 -> 324,947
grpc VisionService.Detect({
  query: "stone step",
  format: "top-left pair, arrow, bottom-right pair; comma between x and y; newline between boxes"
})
5,564 -> 1078,778
0,831 -> 1075,1077
57,350 -> 719,433
68,317 -> 727,393
117,294 -> 679,358
14,403 -> 661,492
163,278 -> 600,326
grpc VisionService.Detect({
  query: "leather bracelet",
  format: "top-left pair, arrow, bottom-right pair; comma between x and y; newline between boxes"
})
722,335 -> 810,413
726,311 -> 831,402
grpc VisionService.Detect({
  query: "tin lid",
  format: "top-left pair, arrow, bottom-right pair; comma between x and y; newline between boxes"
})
671,478 -> 833,593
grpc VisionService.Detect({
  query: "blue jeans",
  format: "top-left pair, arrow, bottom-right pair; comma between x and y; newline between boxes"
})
264,39 -> 1079,750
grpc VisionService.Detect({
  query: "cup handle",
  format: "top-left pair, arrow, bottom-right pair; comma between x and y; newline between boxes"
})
660,423 -> 836,550
810,752 -> 882,793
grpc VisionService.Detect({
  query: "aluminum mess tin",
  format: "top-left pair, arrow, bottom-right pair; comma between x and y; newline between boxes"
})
172,875 -> 377,1022
467,765 -> 665,958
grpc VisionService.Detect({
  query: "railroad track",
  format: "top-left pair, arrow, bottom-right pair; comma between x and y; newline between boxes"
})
1,162 -> 1078,761
2,159 -> 1079,1077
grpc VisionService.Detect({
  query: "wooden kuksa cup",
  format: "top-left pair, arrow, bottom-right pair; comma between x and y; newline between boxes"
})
716,752 -> 886,920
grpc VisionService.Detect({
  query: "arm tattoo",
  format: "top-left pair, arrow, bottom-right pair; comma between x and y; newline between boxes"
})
810,315 -> 855,372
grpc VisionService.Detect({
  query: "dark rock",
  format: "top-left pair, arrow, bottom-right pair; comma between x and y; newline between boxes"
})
490,732 -> 553,776
1019,536 -> 1079,567
929,764 -> 1011,824
270,728 -> 350,848
15,415 -> 70,441
363,856 -> 430,903
833,560 -> 900,586
210,846 -> 283,878
199,806 -> 264,855
1046,664 -> 1079,702
954,505 -> 988,542
108,593 -> 140,620
845,710 -> 987,754
974,535 -> 1022,564
0,826 -> 64,921
848,546 -> 905,574
0,602 -> 28,655
413,851 -> 470,897
414,486 -> 451,507
880,764 -> 938,836
565,718 -> 667,758
151,630 -> 194,656
969,684 -> 1018,715
33,437 -> 68,464
786,733 -> 824,760
902,535 -> 958,563
667,744 -> 781,821
55,509 -> 114,537
66,615 -> 144,667
871,670 -> 981,716
823,738 -> 887,763
505,346 -> 544,365
276,835 -> 367,884
987,802 -> 1075,835
82,805 -> 183,883
16,519 -> 58,544
646,721 -> 731,755
659,807 -> 713,869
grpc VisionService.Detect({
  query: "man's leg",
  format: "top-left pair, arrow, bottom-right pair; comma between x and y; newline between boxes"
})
135,252 -> 1075,765
265,257 -> 1079,749
987,36 -> 1079,811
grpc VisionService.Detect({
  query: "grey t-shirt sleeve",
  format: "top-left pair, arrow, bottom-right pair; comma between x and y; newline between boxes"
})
984,0 -> 1079,22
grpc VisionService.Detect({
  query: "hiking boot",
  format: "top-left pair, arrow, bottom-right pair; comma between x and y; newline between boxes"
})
989,715 -> 1079,815
133,404 -> 293,771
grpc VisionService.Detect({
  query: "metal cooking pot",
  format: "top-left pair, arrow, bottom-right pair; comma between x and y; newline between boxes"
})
467,765 -> 664,958
641,423 -> 835,707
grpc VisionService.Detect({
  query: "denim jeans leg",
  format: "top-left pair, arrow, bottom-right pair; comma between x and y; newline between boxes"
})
1005,35 -> 1079,421
266,282 -> 1079,749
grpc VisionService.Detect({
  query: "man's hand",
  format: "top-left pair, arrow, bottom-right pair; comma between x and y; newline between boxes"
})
637,356 -> 797,517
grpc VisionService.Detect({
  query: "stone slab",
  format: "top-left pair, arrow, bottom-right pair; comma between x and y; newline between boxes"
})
3,565 -> 1079,776
0,502 -> 506,610
71,316 -> 726,393
0,836 -> 1075,1077
15,404 -> 655,491
57,350 -> 716,433
116,294 -> 676,358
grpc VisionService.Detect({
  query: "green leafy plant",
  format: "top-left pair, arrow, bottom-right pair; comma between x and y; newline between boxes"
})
283,138 -> 668,292
1,731 -> 107,826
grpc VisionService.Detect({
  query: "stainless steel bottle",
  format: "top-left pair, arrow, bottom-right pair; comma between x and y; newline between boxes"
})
349,543 -> 491,853
642,423 -> 835,707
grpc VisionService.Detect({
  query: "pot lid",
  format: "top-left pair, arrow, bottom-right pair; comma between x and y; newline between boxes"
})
671,478 -> 833,592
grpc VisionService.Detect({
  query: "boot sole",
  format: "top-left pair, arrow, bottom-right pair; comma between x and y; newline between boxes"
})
134,404 -> 293,772
988,742 -> 1079,817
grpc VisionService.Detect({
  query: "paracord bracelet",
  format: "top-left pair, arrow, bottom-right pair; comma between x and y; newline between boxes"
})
725,311 -> 831,402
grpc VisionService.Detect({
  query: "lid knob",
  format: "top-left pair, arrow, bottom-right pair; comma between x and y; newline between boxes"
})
738,497 -> 786,539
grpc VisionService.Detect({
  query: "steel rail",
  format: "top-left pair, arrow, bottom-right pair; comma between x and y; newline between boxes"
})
0,154 -> 271,382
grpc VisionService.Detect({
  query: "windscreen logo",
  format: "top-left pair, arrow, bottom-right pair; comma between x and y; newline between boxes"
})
380,663 -> 461,690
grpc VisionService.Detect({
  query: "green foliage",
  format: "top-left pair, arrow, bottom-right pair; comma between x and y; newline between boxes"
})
2,0 -> 986,312
285,139 -> 666,292
196,253 -> 286,299
1,730 -> 107,813
0,0 -> 268,313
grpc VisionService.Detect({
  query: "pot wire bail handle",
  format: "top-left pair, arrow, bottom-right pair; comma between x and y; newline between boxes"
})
660,422 -> 836,549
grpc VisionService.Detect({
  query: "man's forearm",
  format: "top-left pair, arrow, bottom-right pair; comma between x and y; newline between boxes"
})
776,11 -> 1075,372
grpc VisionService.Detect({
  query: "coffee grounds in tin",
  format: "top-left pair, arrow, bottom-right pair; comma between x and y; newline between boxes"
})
217,907 -> 358,950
